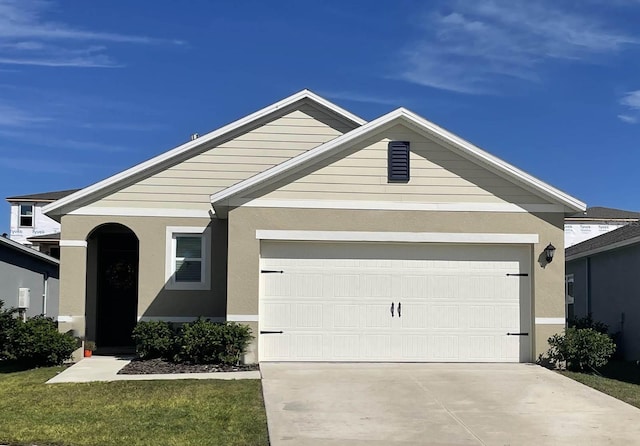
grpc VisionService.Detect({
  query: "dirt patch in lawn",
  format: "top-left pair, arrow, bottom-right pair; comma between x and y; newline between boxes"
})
118,358 -> 260,375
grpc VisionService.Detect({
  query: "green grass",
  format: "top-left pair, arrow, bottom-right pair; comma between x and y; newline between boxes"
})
0,365 -> 269,446
561,361 -> 640,409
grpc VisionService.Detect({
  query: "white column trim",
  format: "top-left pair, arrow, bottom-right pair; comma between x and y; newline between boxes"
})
227,314 -> 259,322
256,230 -> 539,244
59,240 -> 88,247
535,317 -> 565,325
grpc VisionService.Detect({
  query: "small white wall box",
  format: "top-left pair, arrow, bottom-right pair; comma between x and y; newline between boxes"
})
18,288 -> 30,309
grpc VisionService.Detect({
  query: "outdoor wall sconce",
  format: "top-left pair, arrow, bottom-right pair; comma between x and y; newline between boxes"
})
544,243 -> 556,263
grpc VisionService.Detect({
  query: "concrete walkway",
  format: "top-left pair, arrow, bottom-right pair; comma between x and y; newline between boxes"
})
262,362 -> 640,446
46,355 -> 260,383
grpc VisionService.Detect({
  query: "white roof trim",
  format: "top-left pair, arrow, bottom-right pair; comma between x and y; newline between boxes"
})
43,89 -> 366,217
0,236 -> 59,265
210,108 -> 586,213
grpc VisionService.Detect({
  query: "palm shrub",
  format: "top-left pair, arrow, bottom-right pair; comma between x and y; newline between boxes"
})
547,327 -> 616,371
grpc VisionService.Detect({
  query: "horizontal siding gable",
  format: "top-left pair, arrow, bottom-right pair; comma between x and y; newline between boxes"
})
86,105 -> 353,210
246,124 -> 553,205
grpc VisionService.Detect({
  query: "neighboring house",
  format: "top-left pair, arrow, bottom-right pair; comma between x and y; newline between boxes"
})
26,233 -> 61,259
564,206 -> 640,248
0,235 -> 59,318
43,90 -> 585,363
6,189 -> 80,258
566,224 -> 640,360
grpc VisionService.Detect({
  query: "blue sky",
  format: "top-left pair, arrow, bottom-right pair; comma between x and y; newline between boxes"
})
2,0 -> 640,232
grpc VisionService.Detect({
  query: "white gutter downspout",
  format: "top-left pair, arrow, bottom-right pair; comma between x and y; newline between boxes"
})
42,271 -> 49,316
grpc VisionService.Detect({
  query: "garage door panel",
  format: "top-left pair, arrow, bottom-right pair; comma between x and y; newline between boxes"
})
429,336 -> 459,361
262,334 -> 291,360
365,304 -> 393,329
333,334 -> 360,358
295,304 -> 323,328
295,334 -> 323,360
364,334 -> 393,359
332,304 -> 359,328
427,305 -> 459,329
260,241 -> 531,362
262,303 -> 291,329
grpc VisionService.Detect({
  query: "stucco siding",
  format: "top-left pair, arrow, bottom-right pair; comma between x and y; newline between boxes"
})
227,206 -> 566,362
84,106 -> 353,210
58,214 -> 228,338
249,124 -> 550,205
568,245 -> 640,360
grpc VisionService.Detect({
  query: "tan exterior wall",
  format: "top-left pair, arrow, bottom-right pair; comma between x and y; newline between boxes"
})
250,124 -> 549,204
84,105 -> 354,210
58,214 -> 227,340
227,206 -> 566,362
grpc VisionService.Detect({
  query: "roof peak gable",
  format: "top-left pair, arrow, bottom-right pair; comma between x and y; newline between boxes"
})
43,90 -> 366,218
210,108 -> 586,214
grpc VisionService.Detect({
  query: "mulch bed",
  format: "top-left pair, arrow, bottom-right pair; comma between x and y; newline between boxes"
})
118,358 -> 260,375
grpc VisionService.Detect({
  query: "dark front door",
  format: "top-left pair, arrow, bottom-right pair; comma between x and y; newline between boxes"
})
96,232 -> 139,347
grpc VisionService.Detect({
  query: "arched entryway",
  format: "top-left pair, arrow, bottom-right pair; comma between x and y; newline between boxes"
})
86,223 -> 139,348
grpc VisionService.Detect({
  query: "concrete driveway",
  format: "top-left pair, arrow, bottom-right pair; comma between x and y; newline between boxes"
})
261,363 -> 640,445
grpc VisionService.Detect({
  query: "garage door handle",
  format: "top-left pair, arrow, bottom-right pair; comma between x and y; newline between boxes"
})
390,302 -> 394,317
397,302 -> 401,318
506,332 -> 529,336
260,330 -> 283,334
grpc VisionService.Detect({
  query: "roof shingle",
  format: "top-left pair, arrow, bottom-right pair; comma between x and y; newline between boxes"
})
566,223 -> 640,258
566,206 -> 640,220
6,189 -> 81,203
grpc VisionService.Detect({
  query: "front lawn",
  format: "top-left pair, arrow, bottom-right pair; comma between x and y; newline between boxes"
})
0,365 -> 269,446
561,361 -> 640,409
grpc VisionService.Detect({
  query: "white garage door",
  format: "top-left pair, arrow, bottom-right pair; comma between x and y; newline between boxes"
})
259,242 -> 531,362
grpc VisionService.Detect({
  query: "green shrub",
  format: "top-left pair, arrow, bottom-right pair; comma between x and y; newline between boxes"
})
7,316 -> 76,367
131,321 -> 176,359
216,322 -> 253,365
177,319 -> 253,365
177,319 -> 221,364
0,300 -> 18,360
568,314 -> 609,334
547,327 -> 616,371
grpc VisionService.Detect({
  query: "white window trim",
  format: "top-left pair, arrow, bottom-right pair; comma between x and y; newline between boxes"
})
19,203 -> 34,228
565,274 -> 575,305
165,226 -> 211,290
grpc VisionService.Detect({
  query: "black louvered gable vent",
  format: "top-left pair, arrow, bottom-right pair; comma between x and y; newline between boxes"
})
388,141 -> 410,182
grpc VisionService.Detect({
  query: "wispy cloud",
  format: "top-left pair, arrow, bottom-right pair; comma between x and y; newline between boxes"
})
0,104 -> 51,126
0,157 -> 104,174
620,90 -> 640,109
78,122 -> 163,132
617,90 -> 640,123
0,128 -> 131,152
0,0 -> 183,68
399,0 -> 640,94
321,90 -> 406,106
618,114 -> 637,124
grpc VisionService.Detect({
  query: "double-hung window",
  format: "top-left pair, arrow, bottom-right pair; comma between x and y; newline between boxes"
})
165,226 -> 211,290
19,204 -> 34,227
